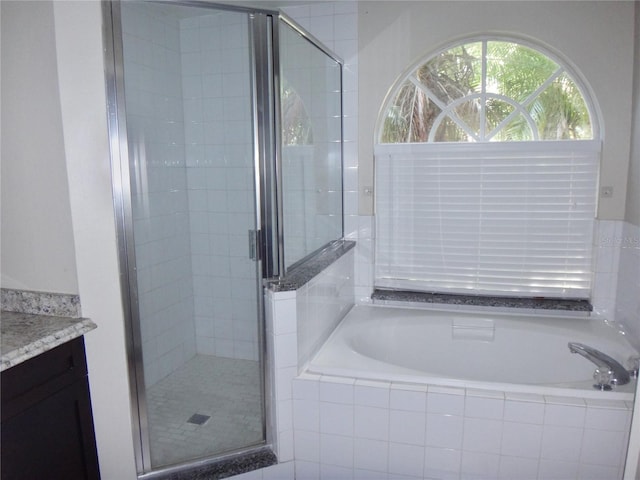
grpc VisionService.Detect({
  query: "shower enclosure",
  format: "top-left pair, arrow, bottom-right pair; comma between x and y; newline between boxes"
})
103,1 -> 343,476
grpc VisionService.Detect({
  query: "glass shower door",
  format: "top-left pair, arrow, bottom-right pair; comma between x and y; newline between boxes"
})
118,1 -> 264,471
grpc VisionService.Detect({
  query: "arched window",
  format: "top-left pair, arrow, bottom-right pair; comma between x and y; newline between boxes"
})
380,39 -> 594,143
375,38 -> 600,300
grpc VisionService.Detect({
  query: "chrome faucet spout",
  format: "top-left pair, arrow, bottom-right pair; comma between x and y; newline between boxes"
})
568,342 -> 630,386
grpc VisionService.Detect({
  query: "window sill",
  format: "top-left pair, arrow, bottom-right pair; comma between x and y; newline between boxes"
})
372,289 -> 592,312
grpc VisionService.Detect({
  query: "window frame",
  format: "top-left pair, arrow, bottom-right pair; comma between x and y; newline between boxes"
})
373,35 -> 602,302
376,35 -> 601,144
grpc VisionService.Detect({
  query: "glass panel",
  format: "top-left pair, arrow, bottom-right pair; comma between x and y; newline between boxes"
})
454,98 -> 481,137
434,116 -> 473,142
282,79 -> 313,145
120,2 -> 263,470
381,84 -> 443,143
485,97 -> 514,134
490,113 -> 534,141
532,72 -> 593,140
279,21 -> 343,268
486,41 -> 559,102
417,42 -> 482,105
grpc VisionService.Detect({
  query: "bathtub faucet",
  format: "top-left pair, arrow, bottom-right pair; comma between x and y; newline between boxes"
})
568,342 -> 630,389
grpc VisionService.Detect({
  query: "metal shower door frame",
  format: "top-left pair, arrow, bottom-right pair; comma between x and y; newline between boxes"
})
102,1 -> 281,475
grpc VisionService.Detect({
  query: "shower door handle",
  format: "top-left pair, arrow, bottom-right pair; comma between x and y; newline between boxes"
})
248,229 -> 261,261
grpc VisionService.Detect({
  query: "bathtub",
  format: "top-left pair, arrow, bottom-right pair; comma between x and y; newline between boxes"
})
308,304 -> 639,400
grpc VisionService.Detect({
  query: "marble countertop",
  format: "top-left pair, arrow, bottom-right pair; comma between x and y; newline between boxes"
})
1,311 -> 97,371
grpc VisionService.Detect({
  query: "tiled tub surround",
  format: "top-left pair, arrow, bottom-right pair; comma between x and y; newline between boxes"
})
292,374 -> 633,480
264,246 -> 355,466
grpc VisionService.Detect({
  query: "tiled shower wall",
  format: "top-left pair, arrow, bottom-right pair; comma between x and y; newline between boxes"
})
179,12 -> 259,361
122,3 -> 196,387
121,5 -> 263,386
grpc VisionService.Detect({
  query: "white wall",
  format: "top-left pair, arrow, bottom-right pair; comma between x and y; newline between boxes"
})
53,2 -> 137,478
357,1 -> 635,220
1,0 -> 79,294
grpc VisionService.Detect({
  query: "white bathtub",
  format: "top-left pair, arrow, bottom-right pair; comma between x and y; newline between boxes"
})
308,304 -> 639,399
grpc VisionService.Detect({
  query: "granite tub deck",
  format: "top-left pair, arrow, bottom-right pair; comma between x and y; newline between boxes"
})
372,288 -> 593,312
1,311 -> 97,371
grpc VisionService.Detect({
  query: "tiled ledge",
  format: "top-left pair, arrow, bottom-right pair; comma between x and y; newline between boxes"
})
267,240 -> 356,292
1,288 -> 82,318
372,289 -> 593,312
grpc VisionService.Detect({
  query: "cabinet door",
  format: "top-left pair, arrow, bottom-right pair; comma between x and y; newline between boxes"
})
1,376 -> 100,480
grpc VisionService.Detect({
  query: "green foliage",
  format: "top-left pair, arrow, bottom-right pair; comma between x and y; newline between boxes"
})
381,40 -> 592,143
281,81 -> 313,145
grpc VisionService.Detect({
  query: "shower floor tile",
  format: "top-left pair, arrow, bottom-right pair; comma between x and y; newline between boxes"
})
146,354 -> 263,468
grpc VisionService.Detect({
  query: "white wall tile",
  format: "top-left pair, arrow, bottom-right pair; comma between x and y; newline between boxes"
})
538,459 -> 579,479
580,428 -> 627,466
426,414 -> 464,449
577,462 -> 620,479
276,428 -> 294,462
500,422 -> 543,459
390,386 -> 427,412
465,394 -> 504,420
389,410 -> 426,446
294,376 -> 321,401
320,402 -> 354,436
296,460 -> 321,480
497,455 -> 539,480
295,430 -> 321,463
354,406 -> 389,441
585,404 -> 631,431
261,461 -> 296,480
427,390 -> 465,416
354,438 -> 389,473
320,433 -> 354,468
504,398 -> 545,425
424,447 -> 461,480
540,425 -> 583,462
544,401 -> 586,427
460,451 -> 500,479
355,380 -> 390,408
320,463 -> 353,479
388,443 -> 424,478
463,417 -> 503,454
353,468 -> 387,480
320,376 -> 354,404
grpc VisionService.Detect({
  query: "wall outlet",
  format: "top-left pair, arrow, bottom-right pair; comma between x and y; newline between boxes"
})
600,186 -> 614,198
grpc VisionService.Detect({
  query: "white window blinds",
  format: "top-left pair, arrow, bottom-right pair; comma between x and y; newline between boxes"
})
374,141 -> 600,299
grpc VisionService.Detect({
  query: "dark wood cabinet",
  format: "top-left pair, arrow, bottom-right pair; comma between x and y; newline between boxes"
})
1,336 -> 100,480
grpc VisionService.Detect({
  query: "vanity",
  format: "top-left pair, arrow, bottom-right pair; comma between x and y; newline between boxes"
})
1,308 -> 100,480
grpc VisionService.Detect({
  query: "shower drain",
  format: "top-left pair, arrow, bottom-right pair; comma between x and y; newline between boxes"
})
187,413 -> 211,426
